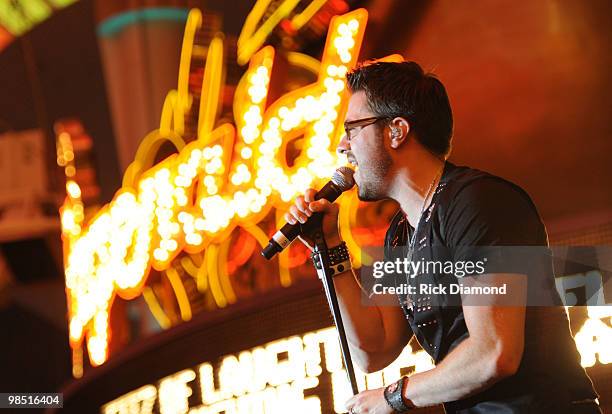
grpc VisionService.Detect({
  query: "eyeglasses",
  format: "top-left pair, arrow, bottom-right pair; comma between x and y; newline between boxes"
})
343,116 -> 388,141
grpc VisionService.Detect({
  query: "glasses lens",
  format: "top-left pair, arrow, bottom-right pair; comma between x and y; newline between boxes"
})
344,125 -> 355,140
344,117 -> 387,140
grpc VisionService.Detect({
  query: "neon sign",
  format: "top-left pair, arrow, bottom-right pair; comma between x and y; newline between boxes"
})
59,6 -> 397,368
573,305 -> 612,367
100,313 -> 612,413
101,327 -> 434,414
0,0 -> 77,43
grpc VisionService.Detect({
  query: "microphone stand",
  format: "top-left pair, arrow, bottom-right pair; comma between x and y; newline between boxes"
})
311,225 -> 359,396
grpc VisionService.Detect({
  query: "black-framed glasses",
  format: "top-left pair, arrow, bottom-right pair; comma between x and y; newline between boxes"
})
343,116 -> 389,141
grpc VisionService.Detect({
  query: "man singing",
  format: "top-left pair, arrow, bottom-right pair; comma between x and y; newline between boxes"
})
286,61 -> 600,413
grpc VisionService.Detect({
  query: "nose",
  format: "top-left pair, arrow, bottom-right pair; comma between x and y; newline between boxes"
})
336,134 -> 350,157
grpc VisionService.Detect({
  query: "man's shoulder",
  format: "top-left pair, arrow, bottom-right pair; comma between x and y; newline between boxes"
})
443,162 -> 529,199
383,162 -> 543,248
440,162 -> 537,215
439,162 -> 547,246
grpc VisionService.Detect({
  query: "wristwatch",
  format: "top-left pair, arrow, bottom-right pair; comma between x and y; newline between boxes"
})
383,376 -> 415,412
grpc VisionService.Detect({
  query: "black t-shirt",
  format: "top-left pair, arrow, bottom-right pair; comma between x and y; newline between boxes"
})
384,162 -> 598,413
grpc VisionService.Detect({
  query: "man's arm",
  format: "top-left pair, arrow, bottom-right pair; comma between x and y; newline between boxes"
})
345,273 -> 527,412
403,273 -> 526,406
332,269 -> 412,372
287,189 -> 412,372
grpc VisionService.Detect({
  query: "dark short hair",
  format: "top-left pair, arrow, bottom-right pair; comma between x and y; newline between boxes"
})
346,61 -> 453,157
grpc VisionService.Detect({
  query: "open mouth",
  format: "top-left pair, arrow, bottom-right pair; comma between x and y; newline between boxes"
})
347,158 -> 359,185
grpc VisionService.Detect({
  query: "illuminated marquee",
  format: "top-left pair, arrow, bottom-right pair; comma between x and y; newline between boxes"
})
59,7 -> 395,368
575,305 -> 612,367
99,306 -> 612,414
101,327 -> 434,414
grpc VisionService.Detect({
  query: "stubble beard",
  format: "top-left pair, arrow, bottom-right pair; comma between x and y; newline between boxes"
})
356,150 -> 392,202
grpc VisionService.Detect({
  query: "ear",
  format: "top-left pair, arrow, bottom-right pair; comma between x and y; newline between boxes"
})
388,117 -> 411,149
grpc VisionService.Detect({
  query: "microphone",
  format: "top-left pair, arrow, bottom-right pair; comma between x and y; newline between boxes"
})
261,166 -> 355,260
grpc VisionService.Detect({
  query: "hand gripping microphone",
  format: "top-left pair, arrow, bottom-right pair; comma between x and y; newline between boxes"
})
261,166 -> 355,260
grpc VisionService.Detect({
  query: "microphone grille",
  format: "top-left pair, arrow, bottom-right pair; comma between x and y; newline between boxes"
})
331,166 -> 356,191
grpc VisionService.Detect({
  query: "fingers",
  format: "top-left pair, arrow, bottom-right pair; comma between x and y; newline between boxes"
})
285,205 -> 308,224
296,195 -> 312,218
304,188 -> 317,203
344,395 -> 356,412
283,212 -> 296,225
285,190 -> 338,225
308,198 -> 338,213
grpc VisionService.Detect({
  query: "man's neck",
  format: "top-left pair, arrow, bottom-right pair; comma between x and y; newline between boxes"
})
389,147 -> 445,228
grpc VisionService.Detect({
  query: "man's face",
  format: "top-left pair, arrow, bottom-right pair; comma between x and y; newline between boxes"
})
339,91 -> 393,201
